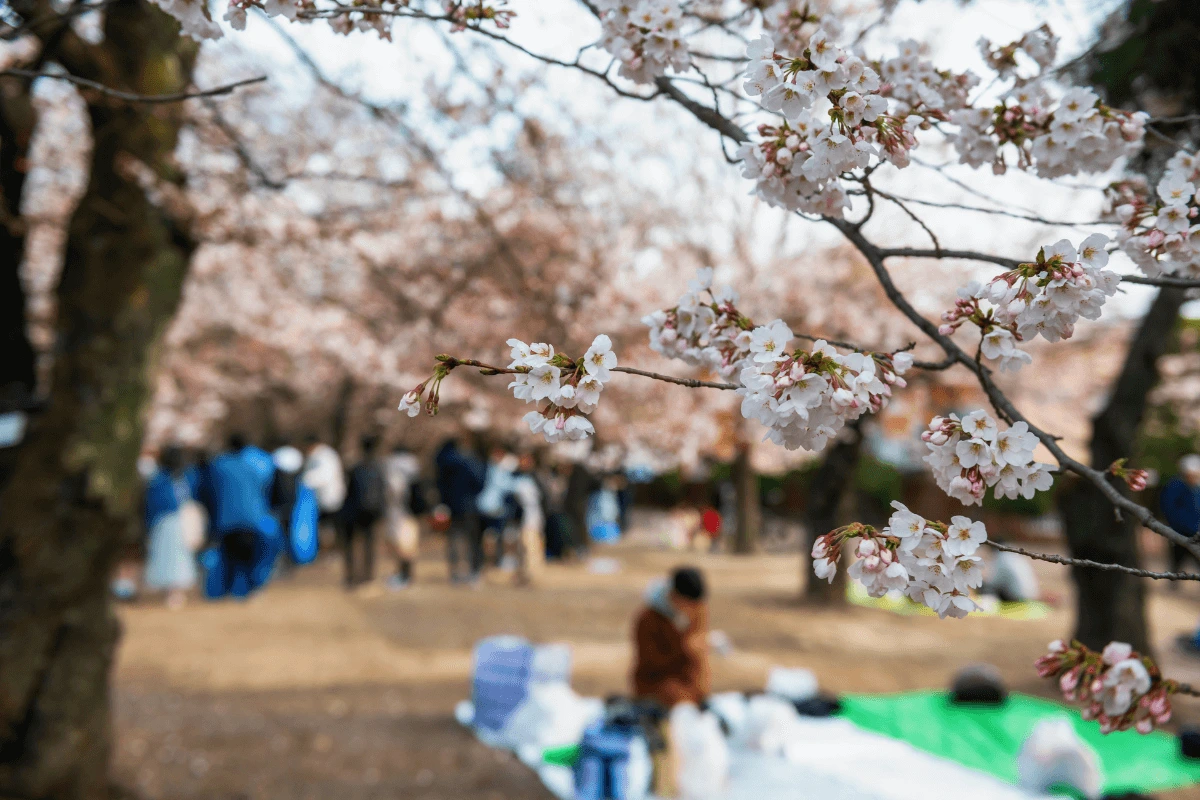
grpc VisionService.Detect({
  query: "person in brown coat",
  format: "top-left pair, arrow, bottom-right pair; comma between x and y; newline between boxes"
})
632,566 -> 711,707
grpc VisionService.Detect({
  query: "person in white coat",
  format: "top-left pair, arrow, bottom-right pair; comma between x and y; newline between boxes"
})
384,446 -> 423,589
511,452 -> 545,585
301,435 -> 346,549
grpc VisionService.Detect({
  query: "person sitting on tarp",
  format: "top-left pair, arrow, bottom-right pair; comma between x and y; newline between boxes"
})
981,543 -> 1041,603
632,566 -> 711,708
204,433 -> 280,598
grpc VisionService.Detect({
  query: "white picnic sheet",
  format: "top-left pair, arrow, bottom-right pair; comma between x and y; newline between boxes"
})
465,696 -> 1060,800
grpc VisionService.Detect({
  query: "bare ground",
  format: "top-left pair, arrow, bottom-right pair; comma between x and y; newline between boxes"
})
112,530 -> 1200,799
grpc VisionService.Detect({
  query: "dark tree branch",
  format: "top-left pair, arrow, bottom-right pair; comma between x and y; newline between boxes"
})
0,70 -> 266,103
991,542 -> 1200,582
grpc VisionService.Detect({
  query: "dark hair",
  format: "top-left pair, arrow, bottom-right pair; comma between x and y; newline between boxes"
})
671,567 -> 706,601
361,434 -> 380,455
160,445 -> 185,474
227,433 -> 247,452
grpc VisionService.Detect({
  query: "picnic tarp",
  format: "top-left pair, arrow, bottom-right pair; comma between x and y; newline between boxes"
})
840,691 -> 1200,796
846,581 -> 1051,620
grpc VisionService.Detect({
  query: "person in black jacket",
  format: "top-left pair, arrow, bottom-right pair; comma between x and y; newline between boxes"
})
341,435 -> 387,588
435,436 -> 487,584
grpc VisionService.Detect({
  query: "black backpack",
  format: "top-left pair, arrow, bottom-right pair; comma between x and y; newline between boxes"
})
353,463 -> 386,517
408,479 -> 429,516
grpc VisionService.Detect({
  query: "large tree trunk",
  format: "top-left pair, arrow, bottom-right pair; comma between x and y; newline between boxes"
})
802,422 -> 862,603
731,444 -> 760,554
0,65 -> 39,494
0,4 -> 196,797
1060,288 -> 1185,654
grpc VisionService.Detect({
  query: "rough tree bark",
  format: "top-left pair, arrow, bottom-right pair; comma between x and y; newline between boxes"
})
1060,288 -> 1185,655
0,66 -> 39,494
731,442 -> 761,554
0,3 -> 196,797
801,421 -> 861,603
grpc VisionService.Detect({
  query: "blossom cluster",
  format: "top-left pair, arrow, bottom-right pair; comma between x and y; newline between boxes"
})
596,0 -> 691,84
506,335 -> 617,442
738,331 -> 912,451
397,335 -> 618,443
922,411 -> 1054,506
977,25 -> 1057,80
948,84 -> 1146,178
938,236 -> 1118,372
879,39 -> 978,117
937,287 -> 1030,373
1035,640 -> 1177,734
812,504 -> 988,619
643,268 -> 753,379
738,31 -> 939,216
1113,150 -> 1200,278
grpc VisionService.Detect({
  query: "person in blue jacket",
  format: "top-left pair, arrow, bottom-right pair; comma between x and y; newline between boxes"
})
435,436 -> 486,584
203,434 -> 280,598
1163,454 -> 1200,574
1164,455 -> 1200,654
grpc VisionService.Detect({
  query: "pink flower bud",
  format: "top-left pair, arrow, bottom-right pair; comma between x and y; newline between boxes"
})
1136,718 -> 1153,734
938,324 -> 954,336
1059,666 -> 1081,693
1146,229 -> 1166,248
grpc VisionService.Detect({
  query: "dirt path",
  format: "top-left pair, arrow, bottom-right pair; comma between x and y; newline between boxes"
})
113,537 -> 1200,799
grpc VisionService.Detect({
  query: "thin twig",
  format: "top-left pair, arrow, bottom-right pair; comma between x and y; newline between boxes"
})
880,248 -> 1200,288
440,357 -> 739,390
612,366 -> 737,390
1120,274 -> 1200,289
990,542 -> 1200,582
874,190 -> 1108,228
912,356 -> 957,371
871,188 -> 941,253
0,70 -> 266,103
1150,114 -> 1200,125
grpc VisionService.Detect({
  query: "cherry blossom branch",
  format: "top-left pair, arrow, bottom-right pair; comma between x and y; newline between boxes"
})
1120,274 -> 1200,289
299,3 -> 659,101
879,249 -> 1200,289
0,70 -> 267,103
612,366 -> 737,389
990,542 -> 1200,582
832,217 -> 1200,562
436,356 -> 739,389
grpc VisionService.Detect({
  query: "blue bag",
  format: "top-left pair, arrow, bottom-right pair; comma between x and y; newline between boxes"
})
289,484 -> 320,565
471,637 -> 534,731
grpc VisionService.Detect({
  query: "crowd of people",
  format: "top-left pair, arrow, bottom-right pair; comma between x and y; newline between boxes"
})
118,432 -> 633,606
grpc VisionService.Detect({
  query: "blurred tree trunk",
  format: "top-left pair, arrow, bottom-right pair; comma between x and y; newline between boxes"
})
0,68 -> 39,493
1060,288 -> 1184,654
0,3 -> 196,797
731,443 -> 760,554
802,422 -> 861,603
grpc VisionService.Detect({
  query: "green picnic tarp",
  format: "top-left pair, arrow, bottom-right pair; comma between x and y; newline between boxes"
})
840,691 -> 1200,796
